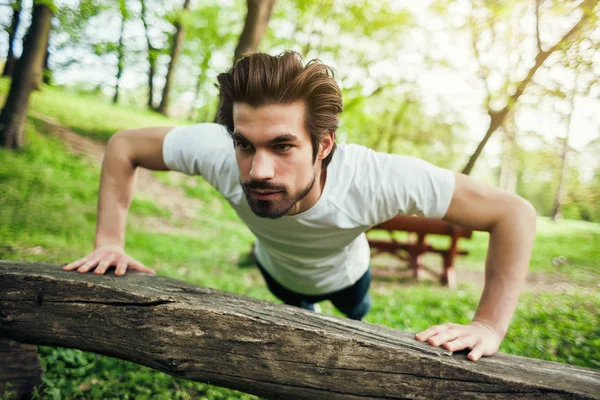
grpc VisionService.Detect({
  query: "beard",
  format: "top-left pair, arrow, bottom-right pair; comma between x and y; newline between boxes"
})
242,173 -> 316,219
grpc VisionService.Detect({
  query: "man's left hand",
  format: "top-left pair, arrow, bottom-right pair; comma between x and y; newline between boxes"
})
414,321 -> 503,361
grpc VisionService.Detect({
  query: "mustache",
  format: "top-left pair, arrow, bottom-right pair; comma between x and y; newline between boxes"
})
243,180 -> 287,192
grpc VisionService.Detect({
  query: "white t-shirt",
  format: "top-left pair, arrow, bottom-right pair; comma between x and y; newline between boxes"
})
162,123 -> 456,295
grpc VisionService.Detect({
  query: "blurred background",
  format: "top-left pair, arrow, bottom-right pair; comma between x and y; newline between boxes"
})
0,0 -> 598,399
2,0 -> 599,219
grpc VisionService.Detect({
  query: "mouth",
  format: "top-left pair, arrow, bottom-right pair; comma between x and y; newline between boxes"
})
250,190 -> 282,200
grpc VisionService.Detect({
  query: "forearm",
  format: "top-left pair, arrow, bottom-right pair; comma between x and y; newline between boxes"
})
473,200 -> 537,337
94,134 -> 137,249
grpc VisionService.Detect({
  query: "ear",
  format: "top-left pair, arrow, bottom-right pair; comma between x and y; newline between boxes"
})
318,131 -> 335,160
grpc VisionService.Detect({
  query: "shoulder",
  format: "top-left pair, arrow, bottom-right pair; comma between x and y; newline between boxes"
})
164,123 -> 232,150
328,143 -> 455,225
162,123 -> 241,198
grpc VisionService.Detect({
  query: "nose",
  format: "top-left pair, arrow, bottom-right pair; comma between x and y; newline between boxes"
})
249,150 -> 275,181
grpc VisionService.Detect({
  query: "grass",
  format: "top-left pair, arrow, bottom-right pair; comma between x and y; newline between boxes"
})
1,80 -> 599,399
0,79 -> 189,142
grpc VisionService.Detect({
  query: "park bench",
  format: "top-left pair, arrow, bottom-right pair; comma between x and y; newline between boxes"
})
367,215 -> 473,288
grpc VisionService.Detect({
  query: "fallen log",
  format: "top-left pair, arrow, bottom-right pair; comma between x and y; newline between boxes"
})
1,260 -> 598,399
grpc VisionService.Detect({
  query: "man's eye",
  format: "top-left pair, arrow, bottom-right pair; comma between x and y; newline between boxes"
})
236,141 -> 252,150
274,144 -> 292,151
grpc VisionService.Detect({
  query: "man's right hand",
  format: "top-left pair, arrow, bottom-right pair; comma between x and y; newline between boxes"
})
62,245 -> 156,276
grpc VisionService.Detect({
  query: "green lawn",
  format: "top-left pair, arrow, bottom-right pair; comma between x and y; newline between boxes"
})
1,81 -> 599,399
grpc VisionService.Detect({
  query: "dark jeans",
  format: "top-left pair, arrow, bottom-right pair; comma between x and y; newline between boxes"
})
256,262 -> 372,321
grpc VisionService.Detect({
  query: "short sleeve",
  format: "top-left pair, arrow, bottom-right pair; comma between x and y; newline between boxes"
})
162,123 -> 241,199
347,147 -> 455,225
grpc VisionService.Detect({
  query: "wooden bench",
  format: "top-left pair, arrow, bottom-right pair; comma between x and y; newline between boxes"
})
367,215 -> 472,288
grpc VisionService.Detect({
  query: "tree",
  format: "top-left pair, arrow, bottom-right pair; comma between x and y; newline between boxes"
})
498,113 -> 518,193
157,0 -> 192,115
113,0 -> 129,104
2,0 -> 23,77
140,0 -> 158,109
0,3 -> 53,150
32,31 -> 51,90
551,91 -> 575,221
234,0 -> 277,63
462,0 -> 599,174
549,45 -> 598,220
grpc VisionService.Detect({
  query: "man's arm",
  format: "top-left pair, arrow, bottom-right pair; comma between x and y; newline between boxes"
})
63,126 -> 173,276
415,172 -> 537,361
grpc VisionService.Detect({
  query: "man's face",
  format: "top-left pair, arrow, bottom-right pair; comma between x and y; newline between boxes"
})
232,101 -> 317,219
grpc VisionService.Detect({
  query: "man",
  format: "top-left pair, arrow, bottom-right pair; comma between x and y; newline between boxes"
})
64,51 -> 536,362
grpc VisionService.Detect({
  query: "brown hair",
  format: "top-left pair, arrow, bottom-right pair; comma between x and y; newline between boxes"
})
215,51 -> 343,168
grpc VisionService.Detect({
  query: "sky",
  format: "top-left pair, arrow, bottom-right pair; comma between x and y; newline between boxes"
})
0,0 -> 598,179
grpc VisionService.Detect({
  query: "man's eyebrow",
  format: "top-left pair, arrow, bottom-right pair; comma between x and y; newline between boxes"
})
232,132 -> 299,145
232,132 -> 248,142
268,134 -> 299,145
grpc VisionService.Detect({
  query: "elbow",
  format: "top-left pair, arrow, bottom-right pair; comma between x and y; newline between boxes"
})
491,196 -> 536,235
106,130 -> 136,167
108,130 -> 130,148
519,197 -> 537,221
513,196 -> 537,232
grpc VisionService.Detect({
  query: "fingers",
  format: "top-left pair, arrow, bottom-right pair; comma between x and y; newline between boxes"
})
426,328 -> 464,347
64,249 -> 155,277
93,258 -> 116,275
77,257 -> 102,273
443,335 -> 480,352
128,260 -> 156,275
415,323 -> 459,342
468,344 -> 484,362
115,260 -> 128,277
63,258 -> 87,271
416,322 -> 499,362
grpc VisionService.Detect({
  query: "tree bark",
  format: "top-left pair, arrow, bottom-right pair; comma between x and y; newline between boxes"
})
42,43 -> 52,85
157,0 -> 192,116
234,0 -> 277,63
32,33 -> 51,90
461,0 -> 599,175
140,0 -> 156,110
2,261 -> 599,400
2,0 -> 22,77
0,5 -> 53,150
113,6 -> 127,104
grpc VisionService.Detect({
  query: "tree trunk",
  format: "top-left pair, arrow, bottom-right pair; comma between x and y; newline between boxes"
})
2,0 -> 22,77
551,97 -> 575,221
113,8 -> 127,104
32,34 -> 51,90
234,0 -> 277,63
461,0 -> 599,175
188,51 -> 213,121
141,0 -> 156,110
157,0 -> 192,116
2,261 -> 600,400
499,115 -> 518,193
42,43 -> 52,85
188,71 -> 203,121
0,5 -> 53,150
